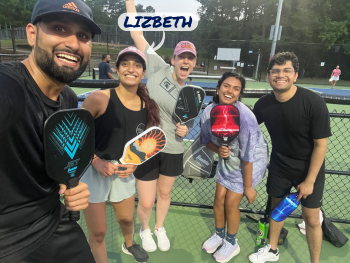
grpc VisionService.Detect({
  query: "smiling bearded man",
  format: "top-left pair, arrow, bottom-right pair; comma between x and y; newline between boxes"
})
0,0 -> 101,263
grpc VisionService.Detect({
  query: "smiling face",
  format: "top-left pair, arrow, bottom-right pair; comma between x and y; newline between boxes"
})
217,77 -> 242,105
267,61 -> 298,93
30,14 -> 92,84
116,53 -> 146,87
171,52 -> 196,83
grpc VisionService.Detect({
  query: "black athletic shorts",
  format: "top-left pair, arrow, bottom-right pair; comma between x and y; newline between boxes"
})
134,152 -> 183,181
266,171 -> 325,209
19,210 -> 95,263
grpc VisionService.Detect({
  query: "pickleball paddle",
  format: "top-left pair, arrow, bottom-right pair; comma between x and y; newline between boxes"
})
210,104 -> 240,160
174,85 -> 206,138
43,108 -> 95,221
111,127 -> 166,170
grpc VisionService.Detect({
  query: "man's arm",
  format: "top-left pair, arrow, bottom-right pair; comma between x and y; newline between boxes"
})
107,72 -> 115,79
125,0 -> 148,53
0,75 -> 25,133
296,137 -> 328,201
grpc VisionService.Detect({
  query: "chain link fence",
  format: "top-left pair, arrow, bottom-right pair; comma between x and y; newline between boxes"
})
136,105 -> 350,224
2,25 -> 350,85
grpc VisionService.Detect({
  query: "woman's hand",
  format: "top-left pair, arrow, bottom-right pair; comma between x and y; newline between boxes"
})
92,158 -> 118,177
218,146 -> 231,159
115,164 -> 138,178
244,186 -> 257,204
176,123 -> 189,137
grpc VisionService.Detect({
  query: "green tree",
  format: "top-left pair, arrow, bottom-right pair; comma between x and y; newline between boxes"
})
0,0 -> 36,27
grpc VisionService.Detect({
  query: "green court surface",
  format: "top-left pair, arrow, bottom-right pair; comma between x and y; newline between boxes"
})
74,76 -> 350,262
77,204 -> 350,263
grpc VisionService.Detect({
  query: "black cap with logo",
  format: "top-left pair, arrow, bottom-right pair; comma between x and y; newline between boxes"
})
31,0 -> 101,37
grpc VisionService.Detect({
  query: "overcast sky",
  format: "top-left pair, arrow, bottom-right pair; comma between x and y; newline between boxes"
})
134,0 -> 201,14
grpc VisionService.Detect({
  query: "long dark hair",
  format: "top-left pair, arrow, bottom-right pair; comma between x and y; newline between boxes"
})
212,72 -> 246,104
137,83 -> 161,128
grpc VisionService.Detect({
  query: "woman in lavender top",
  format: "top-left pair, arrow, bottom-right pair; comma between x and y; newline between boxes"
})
201,72 -> 268,262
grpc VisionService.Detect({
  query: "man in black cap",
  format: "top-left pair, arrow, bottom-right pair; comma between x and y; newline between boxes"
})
0,1 -> 101,262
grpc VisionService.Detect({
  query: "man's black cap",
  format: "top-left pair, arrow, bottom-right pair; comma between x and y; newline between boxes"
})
31,0 -> 101,36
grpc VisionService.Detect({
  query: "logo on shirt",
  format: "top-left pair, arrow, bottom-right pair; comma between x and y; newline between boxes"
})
160,77 -> 178,100
136,123 -> 146,135
63,2 -> 80,12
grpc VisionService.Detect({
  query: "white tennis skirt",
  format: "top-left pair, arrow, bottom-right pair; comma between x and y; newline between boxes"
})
332,76 -> 339,81
81,163 -> 135,203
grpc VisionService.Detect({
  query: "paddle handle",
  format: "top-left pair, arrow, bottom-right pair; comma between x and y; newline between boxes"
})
222,143 -> 229,161
176,123 -> 186,139
67,177 -> 81,221
117,160 -> 127,171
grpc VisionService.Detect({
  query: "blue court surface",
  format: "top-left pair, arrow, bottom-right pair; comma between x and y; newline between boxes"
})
308,87 -> 350,97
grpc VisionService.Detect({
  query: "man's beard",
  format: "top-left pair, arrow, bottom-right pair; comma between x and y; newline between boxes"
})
34,42 -> 88,84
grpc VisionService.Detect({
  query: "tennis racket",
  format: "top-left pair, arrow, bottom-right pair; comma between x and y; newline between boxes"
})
210,104 -> 240,160
43,108 -> 94,221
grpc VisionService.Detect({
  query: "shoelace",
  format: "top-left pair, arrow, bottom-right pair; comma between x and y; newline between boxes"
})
142,231 -> 154,242
256,245 -> 269,256
220,241 -> 231,255
208,234 -> 221,244
157,229 -> 168,242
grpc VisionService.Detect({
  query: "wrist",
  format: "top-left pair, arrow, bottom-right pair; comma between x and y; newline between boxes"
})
304,178 -> 315,184
244,186 -> 253,190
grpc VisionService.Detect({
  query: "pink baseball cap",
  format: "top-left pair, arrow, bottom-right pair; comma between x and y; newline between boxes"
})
174,41 -> 197,57
116,46 -> 147,69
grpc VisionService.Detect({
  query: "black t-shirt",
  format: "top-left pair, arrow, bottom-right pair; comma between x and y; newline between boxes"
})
0,62 -> 78,263
98,61 -> 112,79
253,86 -> 332,179
94,88 -> 148,160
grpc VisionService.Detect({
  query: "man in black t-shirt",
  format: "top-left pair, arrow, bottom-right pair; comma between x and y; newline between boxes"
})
249,52 -> 331,263
98,54 -> 115,79
0,1 -> 101,263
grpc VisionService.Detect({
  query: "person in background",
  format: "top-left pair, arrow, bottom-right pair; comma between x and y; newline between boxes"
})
201,72 -> 267,263
249,52 -> 331,263
330,65 -> 341,89
98,54 -> 115,79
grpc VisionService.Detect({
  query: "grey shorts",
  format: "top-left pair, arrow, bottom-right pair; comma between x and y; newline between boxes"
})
81,163 -> 135,203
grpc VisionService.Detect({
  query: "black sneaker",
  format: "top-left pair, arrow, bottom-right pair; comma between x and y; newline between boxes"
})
122,242 -> 149,263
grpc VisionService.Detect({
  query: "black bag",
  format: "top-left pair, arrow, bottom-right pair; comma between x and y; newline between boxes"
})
183,135 -> 215,181
321,209 -> 348,247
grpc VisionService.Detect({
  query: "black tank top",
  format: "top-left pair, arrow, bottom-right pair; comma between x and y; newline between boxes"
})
94,88 -> 148,160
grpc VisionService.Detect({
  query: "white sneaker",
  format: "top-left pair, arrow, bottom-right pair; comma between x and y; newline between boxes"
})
154,227 -> 170,251
139,228 -> 157,252
249,244 -> 279,263
202,233 -> 224,253
212,239 -> 240,262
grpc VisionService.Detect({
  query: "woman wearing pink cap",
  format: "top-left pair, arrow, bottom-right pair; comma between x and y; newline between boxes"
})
126,0 -> 197,253
81,47 -> 161,263
330,65 -> 341,89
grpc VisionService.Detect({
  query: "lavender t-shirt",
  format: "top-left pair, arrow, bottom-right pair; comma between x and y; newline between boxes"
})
200,101 -> 268,189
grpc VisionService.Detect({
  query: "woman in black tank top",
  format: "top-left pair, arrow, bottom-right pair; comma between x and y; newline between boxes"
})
80,47 -> 160,263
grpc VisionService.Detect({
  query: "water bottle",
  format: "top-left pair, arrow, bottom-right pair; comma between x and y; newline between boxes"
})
271,193 -> 301,222
256,216 -> 269,247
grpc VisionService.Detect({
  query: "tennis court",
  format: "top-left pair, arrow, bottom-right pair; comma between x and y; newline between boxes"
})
73,77 -> 350,262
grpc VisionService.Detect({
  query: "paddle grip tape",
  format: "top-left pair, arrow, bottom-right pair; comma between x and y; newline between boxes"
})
117,160 -> 127,171
222,143 -> 229,161
67,177 -> 81,221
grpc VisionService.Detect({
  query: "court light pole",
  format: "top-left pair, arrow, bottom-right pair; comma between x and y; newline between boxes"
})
270,0 -> 284,58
